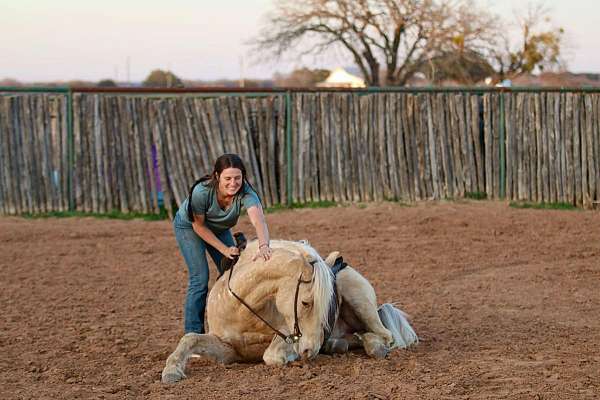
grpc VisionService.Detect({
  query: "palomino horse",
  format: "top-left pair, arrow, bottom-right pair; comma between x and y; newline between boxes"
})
162,240 -> 417,383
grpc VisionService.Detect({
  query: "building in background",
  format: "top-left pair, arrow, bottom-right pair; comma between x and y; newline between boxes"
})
317,67 -> 366,88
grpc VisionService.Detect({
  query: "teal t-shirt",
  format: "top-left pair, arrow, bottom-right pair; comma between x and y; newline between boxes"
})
175,181 -> 261,232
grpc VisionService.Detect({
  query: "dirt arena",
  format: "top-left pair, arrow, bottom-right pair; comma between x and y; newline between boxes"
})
1,201 -> 599,399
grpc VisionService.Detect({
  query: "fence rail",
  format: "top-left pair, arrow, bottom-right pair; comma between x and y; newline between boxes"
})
0,88 -> 599,216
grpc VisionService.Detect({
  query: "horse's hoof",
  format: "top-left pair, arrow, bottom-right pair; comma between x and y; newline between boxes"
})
331,339 -> 349,354
161,366 -> 185,384
263,352 -> 297,365
368,344 -> 389,359
322,338 -> 348,354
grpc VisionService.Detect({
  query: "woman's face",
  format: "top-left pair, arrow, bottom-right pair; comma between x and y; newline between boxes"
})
217,167 -> 243,197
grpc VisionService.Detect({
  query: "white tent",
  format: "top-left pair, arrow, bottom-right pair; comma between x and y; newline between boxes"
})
317,67 -> 366,88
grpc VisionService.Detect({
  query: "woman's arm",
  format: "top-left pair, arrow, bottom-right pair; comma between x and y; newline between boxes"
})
247,205 -> 272,261
191,214 -> 239,259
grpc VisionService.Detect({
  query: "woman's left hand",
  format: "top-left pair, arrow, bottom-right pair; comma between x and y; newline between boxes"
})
252,244 -> 272,262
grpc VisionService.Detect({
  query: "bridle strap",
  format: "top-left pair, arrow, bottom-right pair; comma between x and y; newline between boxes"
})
228,260 -> 314,344
227,263 -> 291,342
292,271 -> 313,341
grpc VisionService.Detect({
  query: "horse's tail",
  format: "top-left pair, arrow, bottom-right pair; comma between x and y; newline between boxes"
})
377,303 -> 418,349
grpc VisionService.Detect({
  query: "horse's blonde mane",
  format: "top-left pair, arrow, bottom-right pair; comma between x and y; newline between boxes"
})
300,241 -> 335,333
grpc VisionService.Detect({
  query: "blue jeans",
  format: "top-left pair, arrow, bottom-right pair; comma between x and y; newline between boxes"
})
173,214 -> 234,334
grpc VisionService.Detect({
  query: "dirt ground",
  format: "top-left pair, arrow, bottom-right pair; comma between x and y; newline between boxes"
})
1,201 -> 599,400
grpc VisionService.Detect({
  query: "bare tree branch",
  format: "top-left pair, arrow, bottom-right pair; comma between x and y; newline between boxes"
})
250,0 -> 564,86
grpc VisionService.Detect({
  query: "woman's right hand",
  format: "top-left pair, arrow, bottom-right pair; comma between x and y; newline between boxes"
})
223,246 -> 240,260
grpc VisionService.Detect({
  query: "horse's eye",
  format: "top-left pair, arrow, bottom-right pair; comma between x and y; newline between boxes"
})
301,301 -> 311,308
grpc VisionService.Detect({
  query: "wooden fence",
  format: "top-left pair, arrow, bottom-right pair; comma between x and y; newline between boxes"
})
71,94 -> 287,214
0,90 -> 599,216
289,92 -> 487,203
0,94 -> 69,215
504,93 -> 600,208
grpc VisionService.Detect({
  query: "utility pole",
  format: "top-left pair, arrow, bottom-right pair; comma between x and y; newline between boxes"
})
167,62 -> 172,88
239,56 -> 245,88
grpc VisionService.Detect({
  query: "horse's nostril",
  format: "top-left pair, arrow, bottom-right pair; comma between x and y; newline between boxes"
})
302,348 -> 314,360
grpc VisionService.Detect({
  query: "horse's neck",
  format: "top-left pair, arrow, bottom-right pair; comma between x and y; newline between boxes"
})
229,261 -> 298,307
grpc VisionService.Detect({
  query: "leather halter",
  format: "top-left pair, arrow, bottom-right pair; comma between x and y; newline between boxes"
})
227,256 -> 315,345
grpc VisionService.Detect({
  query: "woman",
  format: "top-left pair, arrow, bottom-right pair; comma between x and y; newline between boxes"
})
173,154 -> 272,334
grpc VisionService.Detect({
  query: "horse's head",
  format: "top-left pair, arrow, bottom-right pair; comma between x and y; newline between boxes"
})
275,244 -> 335,360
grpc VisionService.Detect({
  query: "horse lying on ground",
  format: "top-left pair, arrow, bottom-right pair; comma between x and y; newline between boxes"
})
162,240 -> 417,383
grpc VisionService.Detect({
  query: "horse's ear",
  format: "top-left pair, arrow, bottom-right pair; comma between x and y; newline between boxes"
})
324,251 -> 341,267
284,252 -> 307,270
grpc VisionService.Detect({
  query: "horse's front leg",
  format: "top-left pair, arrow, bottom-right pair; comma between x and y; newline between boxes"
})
321,319 -> 356,355
162,333 -> 240,384
262,335 -> 299,365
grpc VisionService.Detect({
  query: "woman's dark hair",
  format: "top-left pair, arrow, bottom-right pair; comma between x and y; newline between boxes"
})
187,154 -> 257,221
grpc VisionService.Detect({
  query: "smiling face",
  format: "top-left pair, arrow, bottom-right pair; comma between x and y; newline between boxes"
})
217,167 -> 243,197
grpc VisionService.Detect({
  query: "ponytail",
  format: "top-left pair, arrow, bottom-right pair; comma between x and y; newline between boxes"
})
187,174 -> 213,221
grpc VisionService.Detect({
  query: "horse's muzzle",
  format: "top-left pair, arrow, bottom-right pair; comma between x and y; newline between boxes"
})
300,347 -> 317,361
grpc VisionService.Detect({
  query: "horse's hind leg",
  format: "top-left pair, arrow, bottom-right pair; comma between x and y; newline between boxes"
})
322,332 -> 388,359
357,332 -> 390,359
162,333 -> 239,384
335,307 -> 391,359
336,268 -> 393,346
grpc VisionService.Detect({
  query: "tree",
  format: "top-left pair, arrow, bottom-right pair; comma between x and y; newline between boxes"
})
273,68 -> 331,87
143,69 -> 184,88
252,0 -> 499,86
491,3 -> 564,81
97,79 -> 117,87
0,78 -> 22,87
419,50 -> 495,84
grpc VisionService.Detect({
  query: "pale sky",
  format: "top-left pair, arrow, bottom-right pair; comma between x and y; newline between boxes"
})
1,0 -> 599,83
